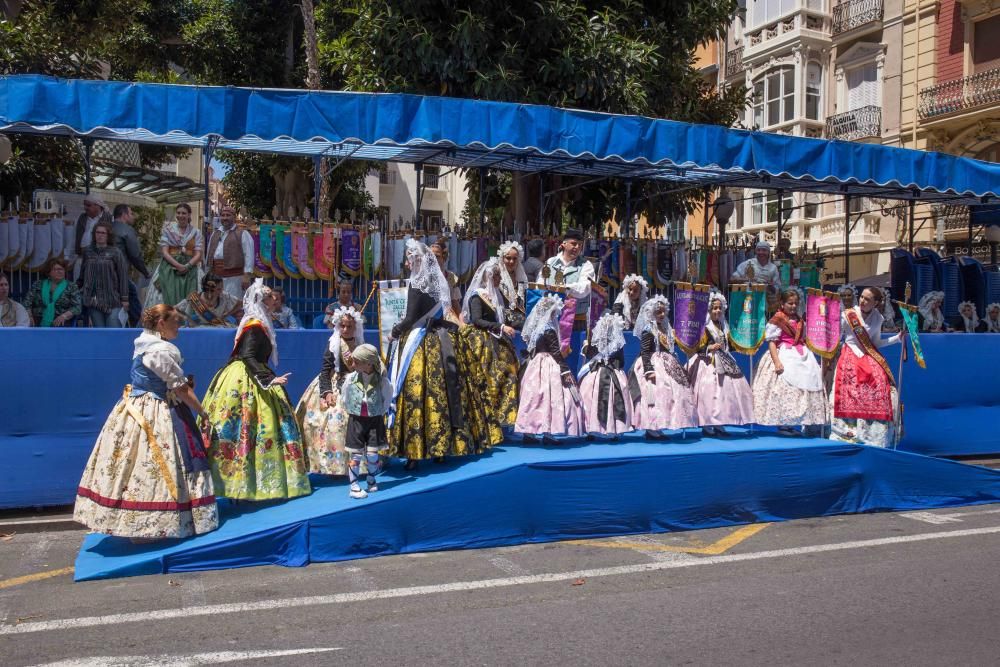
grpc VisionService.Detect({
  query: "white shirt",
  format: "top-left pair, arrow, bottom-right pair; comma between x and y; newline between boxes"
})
80,215 -> 101,249
841,306 -> 901,358
732,258 -> 782,290
0,299 -> 30,327
545,253 -> 595,316
210,226 -> 255,274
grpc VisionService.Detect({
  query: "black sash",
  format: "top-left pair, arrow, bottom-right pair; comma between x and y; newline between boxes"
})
593,361 -> 628,429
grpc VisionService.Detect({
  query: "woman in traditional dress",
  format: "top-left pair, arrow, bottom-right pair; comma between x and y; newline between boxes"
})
829,287 -> 904,447
578,312 -> 633,438
74,305 -> 218,538
917,291 -> 948,332
295,305 -> 365,475
389,239 -> 491,469
688,292 -> 754,436
951,300 -> 986,333
151,203 -> 204,307
752,288 -> 827,436
174,273 -> 240,327
837,284 -> 857,310
497,240 -> 528,327
515,294 -> 584,441
627,295 -> 695,439
985,303 -> 1000,333
460,258 -> 520,430
612,274 -> 648,329
202,279 -> 311,500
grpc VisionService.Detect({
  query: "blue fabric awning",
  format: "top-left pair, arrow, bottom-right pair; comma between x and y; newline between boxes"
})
3,74 -> 1000,204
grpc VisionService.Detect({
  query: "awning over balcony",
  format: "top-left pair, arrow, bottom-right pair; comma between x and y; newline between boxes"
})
3,74 -> 1000,205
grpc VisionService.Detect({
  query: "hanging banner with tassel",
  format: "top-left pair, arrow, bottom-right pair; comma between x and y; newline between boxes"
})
672,282 -> 711,356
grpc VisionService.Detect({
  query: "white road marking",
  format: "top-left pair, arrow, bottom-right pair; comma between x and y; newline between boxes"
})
28,648 -> 342,666
4,525 -> 1000,637
488,555 -> 532,576
616,535 -> 698,564
901,508 -> 1000,524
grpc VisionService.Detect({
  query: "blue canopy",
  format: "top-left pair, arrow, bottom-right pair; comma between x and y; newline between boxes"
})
2,74 -> 1000,204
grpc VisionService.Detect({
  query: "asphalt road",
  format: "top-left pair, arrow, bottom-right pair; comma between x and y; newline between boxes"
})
2,503 -> 1000,667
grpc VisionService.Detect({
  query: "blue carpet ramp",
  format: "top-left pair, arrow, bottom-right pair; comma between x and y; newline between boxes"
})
74,435 -> 1000,581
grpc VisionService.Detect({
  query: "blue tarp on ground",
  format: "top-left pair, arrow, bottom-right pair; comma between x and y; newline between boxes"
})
3,75 -> 1000,201
1,329 -> 997,509
72,435 -> 1000,581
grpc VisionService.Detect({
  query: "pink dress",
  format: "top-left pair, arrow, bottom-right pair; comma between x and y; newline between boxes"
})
579,357 -> 634,435
687,326 -> 754,426
515,329 -> 584,437
628,330 -> 695,431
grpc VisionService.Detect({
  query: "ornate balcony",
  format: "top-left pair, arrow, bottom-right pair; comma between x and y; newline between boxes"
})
918,66 -> 1000,120
725,46 -> 745,79
825,105 -> 881,141
832,0 -> 884,36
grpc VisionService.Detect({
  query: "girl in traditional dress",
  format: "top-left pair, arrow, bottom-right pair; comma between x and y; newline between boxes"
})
752,288 -> 827,436
460,258 -> 521,430
75,305 -> 218,539
202,279 -> 311,500
389,239 -> 493,470
627,296 -> 695,439
578,312 -> 633,438
985,303 -> 1000,333
917,291 -> 948,332
688,292 -> 754,436
295,306 -> 365,475
151,204 -> 204,307
830,287 -> 904,447
515,294 -> 585,441
174,273 -> 240,327
837,284 -> 858,310
612,274 -> 648,329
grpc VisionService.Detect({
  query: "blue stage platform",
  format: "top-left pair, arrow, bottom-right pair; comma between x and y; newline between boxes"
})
74,433 -> 1000,581
2,328 -> 999,509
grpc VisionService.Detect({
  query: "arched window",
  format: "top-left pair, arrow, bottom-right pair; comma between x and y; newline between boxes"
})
806,62 -> 822,120
752,67 -> 795,128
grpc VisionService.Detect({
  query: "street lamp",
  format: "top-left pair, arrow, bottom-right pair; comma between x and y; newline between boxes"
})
713,192 -> 735,244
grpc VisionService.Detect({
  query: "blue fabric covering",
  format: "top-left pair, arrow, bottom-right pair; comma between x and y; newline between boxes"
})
2,75 -> 1000,202
73,434 -> 1000,581
1,329 -> 998,509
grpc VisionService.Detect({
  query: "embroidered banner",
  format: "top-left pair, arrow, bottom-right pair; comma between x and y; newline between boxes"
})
727,284 -> 768,354
558,296 -> 578,352
654,240 -> 673,289
340,228 -> 362,276
589,281 -> 608,329
377,279 -> 409,362
804,289 -> 842,359
898,304 -> 927,369
312,223 -> 331,280
672,282 -> 710,356
292,222 -> 316,280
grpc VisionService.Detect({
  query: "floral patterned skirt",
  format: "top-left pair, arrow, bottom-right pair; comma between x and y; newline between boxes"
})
456,326 -> 518,435
203,360 -> 312,500
74,392 -> 218,538
390,326 -> 488,460
295,372 -> 351,475
752,353 -> 827,426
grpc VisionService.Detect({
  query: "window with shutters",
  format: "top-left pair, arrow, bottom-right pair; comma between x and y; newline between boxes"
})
972,15 -> 1000,74
806,62 -> 822,120
846,62 -> 879,110
751,66 -> 796,128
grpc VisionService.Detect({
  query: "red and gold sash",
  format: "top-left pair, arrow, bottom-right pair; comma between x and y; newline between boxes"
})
769,311 -> 803,345
844,309 -> 895,387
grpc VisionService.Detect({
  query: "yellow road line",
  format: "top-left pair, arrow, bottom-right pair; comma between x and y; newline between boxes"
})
568,523 -> 771,555
0,567 -> 75,590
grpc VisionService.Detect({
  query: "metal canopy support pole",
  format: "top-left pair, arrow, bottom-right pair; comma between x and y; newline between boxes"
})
478,167 -> 486,233
82,139 -> 94,195
968,209 -> 974,253
202,135 -> 220,224
538,172 -> 545,238
908,199 -> 916,252
415,163 -> 423,228
702,187 -> 711,244
844,194 -> 852,284
775,189 -> 784,250
624,179 -> 633,239
312,155 -> 323,221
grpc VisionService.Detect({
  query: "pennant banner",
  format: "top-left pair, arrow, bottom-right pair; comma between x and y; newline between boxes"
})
776,260 -> 792,288
672,282 -> 710,356
804,289 -> 842,359
341,228 -> 362,276
589,281 -> 608,329
799,263 -> 821,290
654,240 -> 673,289
377,279 -> 409,362
728,284 -> 768,354
558,296 -> 578,353
898,304 -> 926,369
